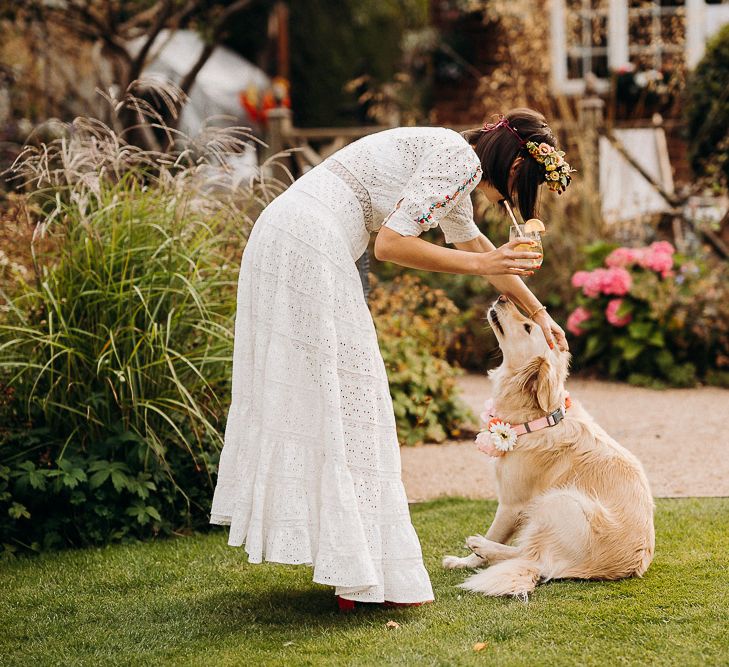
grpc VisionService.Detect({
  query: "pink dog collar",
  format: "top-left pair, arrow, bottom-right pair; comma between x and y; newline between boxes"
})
511,403 -> 567,436
476,393 -> 571,457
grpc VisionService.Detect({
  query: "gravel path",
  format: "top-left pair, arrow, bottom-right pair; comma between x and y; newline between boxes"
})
401,373 -> 729,501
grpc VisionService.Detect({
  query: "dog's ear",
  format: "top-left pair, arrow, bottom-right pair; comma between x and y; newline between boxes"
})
518,356 -> 559,412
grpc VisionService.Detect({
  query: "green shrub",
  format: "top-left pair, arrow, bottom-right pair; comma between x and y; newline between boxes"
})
0,105 -> 267,554
368,273 -> 475,445
706,369 -> 729,389
685,23 -> 729,185
565,240 -> 729,386
374,250 -> 497,370
285,0 -> 430,127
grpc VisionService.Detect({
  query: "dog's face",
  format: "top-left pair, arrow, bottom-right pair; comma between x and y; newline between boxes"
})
488,297 -> 571,414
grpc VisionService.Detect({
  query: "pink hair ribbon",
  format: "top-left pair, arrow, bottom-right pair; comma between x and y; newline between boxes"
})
481,116 -> 527,146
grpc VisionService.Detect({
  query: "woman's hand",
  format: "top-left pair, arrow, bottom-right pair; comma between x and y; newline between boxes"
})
473,238 -> 542,277
532,309 -> 569,352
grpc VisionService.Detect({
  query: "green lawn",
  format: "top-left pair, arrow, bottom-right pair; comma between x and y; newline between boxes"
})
2,498 -> 729,666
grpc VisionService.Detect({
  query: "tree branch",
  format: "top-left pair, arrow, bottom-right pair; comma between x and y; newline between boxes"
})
44,3 -> 131,64
168,0 -> 203,30
128,0 -> 175,83
177,0 -> 255,96
118,3 -> 165,33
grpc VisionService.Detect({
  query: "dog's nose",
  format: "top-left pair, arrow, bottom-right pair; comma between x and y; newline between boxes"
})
498,295 -> 510,303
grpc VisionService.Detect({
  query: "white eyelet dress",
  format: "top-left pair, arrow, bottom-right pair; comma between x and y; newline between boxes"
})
210,126 -> 483,603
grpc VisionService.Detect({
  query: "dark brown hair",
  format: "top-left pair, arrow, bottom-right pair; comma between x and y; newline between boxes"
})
461,107 -> 558,220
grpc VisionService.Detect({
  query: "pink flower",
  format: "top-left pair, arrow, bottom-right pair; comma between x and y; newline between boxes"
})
638,242 -> 675,277
605,299 -> 633,327
582,269 -> 606,297
475,430 -> 506,457
575,267 -> 632,297
649,241 -> 675,256
567,306 -> 591,336
601,267 -> 632,296
605,247 -> 643,268
571,270 -> 590,288
640,251 -> 673,276
538,142 -> 552,155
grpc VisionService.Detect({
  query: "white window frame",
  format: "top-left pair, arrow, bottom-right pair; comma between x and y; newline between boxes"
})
550,0 -> 727,95
550,0 -> 613,95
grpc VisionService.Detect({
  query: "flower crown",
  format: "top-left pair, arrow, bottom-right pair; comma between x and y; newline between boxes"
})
481,116 -> 576,195
524,141 -> 575,194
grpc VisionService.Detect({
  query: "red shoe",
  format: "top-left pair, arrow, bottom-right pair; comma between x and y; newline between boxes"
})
337,594 -> 434,611
336,595 -> 357,612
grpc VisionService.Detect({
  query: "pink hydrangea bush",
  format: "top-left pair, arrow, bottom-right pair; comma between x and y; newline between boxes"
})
565,240 -> 710,386
568,241 -> 675,340
567,239 -> 729,387
604,241 -> 675,278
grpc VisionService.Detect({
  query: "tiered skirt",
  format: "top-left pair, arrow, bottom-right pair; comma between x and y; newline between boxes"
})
210,167 -> 434,603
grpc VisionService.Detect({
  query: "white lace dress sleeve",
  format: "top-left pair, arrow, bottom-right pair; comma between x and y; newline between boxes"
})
382,141 -> 482,238
439,194 -> 482,244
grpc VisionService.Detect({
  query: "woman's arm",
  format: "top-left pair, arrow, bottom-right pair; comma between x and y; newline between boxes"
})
372,227 -> 567,350
373,226 -> 541,277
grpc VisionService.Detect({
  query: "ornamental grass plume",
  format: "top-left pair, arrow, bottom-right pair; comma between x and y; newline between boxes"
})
5,79 -> 290,232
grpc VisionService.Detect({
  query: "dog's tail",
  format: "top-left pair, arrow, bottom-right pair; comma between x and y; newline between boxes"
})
458,558 -> 541,599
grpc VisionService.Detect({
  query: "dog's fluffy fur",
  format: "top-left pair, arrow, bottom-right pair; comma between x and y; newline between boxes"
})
443,297 -> 655,598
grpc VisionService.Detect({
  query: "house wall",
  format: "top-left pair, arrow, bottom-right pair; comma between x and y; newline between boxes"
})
428,0 -> 721,185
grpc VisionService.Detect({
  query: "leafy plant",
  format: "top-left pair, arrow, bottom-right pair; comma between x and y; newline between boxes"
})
368,273 -> 476,445
0,86 -> 276,553
566,240 -> 729,387
685,23 -> 729,187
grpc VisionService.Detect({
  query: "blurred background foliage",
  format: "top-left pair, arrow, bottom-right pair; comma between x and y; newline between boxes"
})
286,0 -> 430,127
685,23 -> 729,187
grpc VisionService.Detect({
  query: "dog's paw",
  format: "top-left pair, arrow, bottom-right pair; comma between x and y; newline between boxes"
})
466,535 -> 490,558
442,555 -> 471,570
442,555 -> 464,569
442,553 -> 486,570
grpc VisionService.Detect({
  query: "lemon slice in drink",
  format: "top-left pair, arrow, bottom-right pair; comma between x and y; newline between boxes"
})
524,218 -> 546,234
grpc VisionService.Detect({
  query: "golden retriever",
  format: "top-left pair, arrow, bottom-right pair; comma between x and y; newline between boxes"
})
442,296 -> 655,598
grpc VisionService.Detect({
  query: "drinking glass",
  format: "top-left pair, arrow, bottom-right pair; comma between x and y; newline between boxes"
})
509,227 -> 543,270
